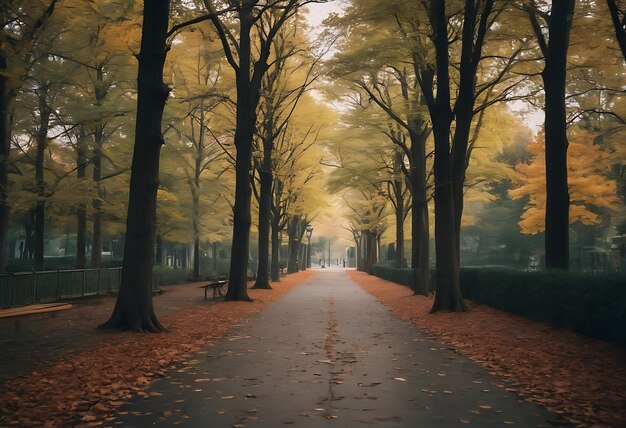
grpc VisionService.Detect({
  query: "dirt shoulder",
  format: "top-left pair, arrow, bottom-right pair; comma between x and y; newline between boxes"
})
348,270 -> 626,427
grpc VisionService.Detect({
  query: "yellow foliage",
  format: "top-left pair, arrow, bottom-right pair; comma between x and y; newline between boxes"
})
509,129 -> 619,234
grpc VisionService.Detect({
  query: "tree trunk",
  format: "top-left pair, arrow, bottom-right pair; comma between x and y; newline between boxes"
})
451,0 -> 494,264
0,50 -> 10,272
212,241 -> 217,274
606,0 -> 626,61
393,151 -> 405,269
543,0 -> 575,270
252,163 -> 272,289
34,90 -> 51,272
356,236 -> 363,271
75,127 -> 87,268
192,237 -> 200,278
364,231 -> 377,274
408,123 -> 430,296
287,216 -> 299,274
430,0 -> 466,312
270,214 -> 281,282
91,126 -> 103,268
191,101 -> 204,279
99,0 -> 170,332
191,179 -> 201,278
226,11 -> 257,302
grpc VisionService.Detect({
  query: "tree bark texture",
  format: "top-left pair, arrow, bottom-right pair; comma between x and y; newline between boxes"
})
451,0 -> 494,263
91,126 -> 103,268
393,151 -> 405,269
287,216 -> 299,274
429,0 -> 467,312
99,0 -> 170,332
0,50 -> 9,272
542,0 -> 575,270
606,0 -> 626,61
191,102 -> 206,279
270,213 -> 281,282
34,90 -> 51,271
226,11 -> 258,302
75,127 -> 87,268
252,167 -> 273,289
408,125 -> 430,296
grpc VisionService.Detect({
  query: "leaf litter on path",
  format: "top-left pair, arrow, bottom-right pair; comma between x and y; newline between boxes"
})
348,270 -> 626,427
0,271 -> 313,427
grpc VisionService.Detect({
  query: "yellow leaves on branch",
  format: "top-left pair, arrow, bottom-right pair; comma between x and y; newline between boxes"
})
509,130 -> 619,235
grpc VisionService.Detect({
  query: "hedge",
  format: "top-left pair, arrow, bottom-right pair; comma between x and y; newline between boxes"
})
371,264 -> 626,347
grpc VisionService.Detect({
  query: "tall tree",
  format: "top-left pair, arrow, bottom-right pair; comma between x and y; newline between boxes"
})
525,0 -> 576,270
100,0 -> 171,332
0,0 -> 57,271
165,27 -> 231,279
325,1 -> 432,294
251,25 -> 318,289
421,0 -> 466,311
203,0 -> 322,301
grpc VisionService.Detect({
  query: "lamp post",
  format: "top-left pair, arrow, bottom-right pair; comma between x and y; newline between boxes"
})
328,242 -> 331,268
305,225 -> 313,269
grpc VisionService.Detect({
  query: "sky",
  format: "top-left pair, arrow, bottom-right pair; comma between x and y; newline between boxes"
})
305,1 -> 345,29
301,1 -> 356,253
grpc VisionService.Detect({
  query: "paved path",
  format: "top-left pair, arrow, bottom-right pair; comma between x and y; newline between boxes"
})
114,269 -> 556,427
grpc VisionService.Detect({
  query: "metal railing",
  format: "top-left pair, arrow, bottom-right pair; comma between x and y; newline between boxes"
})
0,268 -> 123,309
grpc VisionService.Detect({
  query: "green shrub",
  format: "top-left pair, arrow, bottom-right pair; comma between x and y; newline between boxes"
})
372,264 -> 626,347
372,264 -> 415,288
152,266 -> 194,286
460,268 -> 626,347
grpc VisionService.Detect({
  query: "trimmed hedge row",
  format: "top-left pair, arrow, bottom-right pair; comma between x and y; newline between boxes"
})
371,264 -> 425,289
371,264 -> 626,347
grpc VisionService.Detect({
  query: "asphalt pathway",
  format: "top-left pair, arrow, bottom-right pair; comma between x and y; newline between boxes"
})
113,269 -> 557,427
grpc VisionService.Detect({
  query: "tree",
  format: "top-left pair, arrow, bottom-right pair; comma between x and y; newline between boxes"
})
165,27 -> 231,279
510,129 -> 619,234
606,0 -> 626,61
202,0 -> 324,301
525,0 -> 576,270
0,0 -> 58,271
99,0 -> 171,332
251,23 -> 318,289
325,1 -> 431,294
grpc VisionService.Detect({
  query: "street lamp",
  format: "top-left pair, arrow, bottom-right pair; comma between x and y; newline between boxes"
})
305,225 -> 313,269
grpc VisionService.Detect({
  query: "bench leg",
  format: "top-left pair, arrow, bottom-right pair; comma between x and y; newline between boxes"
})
204,287 -> 208,300
217,286 -> 224,297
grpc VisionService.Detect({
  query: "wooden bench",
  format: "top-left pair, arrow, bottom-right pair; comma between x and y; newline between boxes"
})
200,280 -> 228,300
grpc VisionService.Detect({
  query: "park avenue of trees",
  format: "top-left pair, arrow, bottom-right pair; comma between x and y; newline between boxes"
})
0,0 -> 624,330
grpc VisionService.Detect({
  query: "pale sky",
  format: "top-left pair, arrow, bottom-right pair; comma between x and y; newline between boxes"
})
305,1 -> 345,28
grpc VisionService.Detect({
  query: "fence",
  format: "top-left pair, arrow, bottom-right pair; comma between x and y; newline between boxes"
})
0,268 -> 124,308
